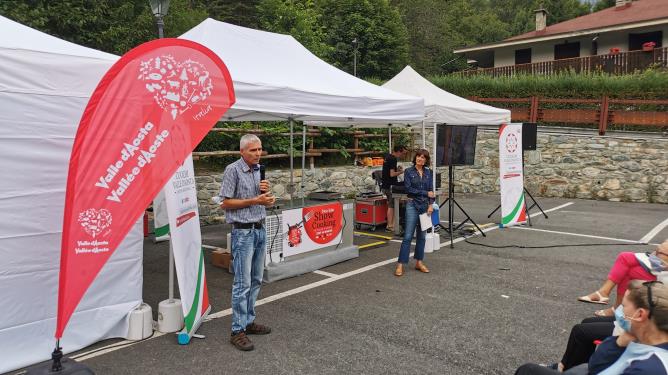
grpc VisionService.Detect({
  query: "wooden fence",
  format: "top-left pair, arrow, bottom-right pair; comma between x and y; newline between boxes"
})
472,96 -> 668,135
192,128 -> 412,161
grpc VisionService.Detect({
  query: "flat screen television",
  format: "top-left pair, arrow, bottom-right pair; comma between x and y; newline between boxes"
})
436,125 -> 478,166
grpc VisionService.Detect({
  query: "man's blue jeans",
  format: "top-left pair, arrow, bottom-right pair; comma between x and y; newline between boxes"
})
231,227 -> 266,333
398,201 -> 425,264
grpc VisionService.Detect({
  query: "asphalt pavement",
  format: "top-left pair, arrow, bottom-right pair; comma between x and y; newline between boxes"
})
14,194 -> 667,375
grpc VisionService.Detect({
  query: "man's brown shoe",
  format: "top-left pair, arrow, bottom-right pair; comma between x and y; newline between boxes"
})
230,331 -> 254,351
394,263 -> 403,276
415,262 -> 430,273
246,322 -> 272,335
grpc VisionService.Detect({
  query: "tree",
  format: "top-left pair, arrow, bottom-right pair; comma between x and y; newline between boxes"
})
257,0 -> 331,59
314,0 -> 409,79
391,0 -> 449,75
0,0 -> 207,55
493,0 -> 591,36
593,0 -> 616,12
392,0 -> 510,75
192,0 -> 260,28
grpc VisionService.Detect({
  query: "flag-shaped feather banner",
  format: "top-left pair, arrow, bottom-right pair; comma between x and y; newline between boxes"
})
56,39 -> 235,338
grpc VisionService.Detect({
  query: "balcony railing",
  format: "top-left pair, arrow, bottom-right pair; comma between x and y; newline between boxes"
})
458,47 -> 668,77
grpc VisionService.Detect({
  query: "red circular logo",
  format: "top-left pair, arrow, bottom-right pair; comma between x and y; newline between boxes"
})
505,133 -> 518,153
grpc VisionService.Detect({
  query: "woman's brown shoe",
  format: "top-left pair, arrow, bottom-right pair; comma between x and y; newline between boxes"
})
415,262 -> 430,273
394,264 -> 403,276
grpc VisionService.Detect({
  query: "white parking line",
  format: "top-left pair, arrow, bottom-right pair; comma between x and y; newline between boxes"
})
640,217 -> 668,244
513,226 -> 648,245
313,270 -> 338,278
529,202 -> 573,216
74,202 -> 575,362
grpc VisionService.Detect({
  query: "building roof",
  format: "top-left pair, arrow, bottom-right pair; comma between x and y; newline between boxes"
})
454,0 -> 668,53
508,0 -> 668,41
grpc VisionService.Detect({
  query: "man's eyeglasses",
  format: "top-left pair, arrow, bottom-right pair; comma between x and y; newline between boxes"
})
642,280 -> 663,319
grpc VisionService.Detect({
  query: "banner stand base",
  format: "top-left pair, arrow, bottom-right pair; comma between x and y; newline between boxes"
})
157,299 -> 183,333
177,305 -> 211,345
26,358 -> 94,375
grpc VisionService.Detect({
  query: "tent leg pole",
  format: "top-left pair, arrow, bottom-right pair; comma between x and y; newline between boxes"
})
422,120 -> 426,148
432,123 -> 437,192
168,240 -> 174,302
301,123 -> 306,198
388,125 -> 392,152
289,118 -> 294,198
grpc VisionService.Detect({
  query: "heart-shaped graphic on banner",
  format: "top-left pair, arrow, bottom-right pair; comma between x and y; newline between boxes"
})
139,55 -> 214,120
78,208 -> 113,238
302,203 -> 343,245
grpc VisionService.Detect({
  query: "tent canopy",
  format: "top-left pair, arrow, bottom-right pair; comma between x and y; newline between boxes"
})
179,18 -> 424,124
383,66 -> 510,125
0,15 -> 143,373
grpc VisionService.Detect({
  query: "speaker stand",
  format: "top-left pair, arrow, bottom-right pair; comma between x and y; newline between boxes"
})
439,165 -> 486,248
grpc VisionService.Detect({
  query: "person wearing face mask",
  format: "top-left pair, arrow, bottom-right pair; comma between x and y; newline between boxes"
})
394,149 -> 434,277
587,279 -> 668,374
578,240 -> 668,317
514,280 -> 668,375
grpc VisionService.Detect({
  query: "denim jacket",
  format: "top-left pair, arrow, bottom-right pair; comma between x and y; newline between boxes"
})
404,166 -> 434,213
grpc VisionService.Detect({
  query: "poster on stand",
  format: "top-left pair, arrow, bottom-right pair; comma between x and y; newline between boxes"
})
498,123 -> 527,227
281,202 -> 343,257
163,154 -> 210,342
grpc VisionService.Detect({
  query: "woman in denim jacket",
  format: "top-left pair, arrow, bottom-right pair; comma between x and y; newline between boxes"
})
395,149 -> 434,277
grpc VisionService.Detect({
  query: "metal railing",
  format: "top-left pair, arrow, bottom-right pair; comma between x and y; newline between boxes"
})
459,47 -> 668,77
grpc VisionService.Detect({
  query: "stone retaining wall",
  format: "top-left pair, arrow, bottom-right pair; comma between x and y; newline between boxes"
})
196,130 -> 667,224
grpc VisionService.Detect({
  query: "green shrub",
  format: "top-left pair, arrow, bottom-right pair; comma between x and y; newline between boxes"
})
428,69 -> 668,99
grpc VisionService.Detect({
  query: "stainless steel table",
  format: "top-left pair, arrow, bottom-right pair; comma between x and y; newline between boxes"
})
392,190 -> 444,236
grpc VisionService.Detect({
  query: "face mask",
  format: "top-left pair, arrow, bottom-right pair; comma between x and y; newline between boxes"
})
614,305 -> 631,332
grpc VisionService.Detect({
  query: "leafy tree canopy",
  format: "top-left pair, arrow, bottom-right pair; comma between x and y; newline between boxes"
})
0,0 -> 615,77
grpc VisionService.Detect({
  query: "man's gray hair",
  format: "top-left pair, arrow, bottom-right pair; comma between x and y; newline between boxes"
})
240,134 -> 261,150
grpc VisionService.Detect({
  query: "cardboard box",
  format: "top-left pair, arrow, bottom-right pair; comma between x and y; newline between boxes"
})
211,249 -> 232,271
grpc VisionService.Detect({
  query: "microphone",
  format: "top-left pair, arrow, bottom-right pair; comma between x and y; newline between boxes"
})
259,164 -> 267,193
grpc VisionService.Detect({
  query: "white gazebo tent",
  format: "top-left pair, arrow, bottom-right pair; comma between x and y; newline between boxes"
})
384,65 -> 510,128
180,18 -> 424,124
0,16 -> 143,373
179,19 -> 425,194
382,66 -> 511,246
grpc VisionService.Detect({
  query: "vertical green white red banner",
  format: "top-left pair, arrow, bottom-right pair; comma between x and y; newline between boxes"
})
498,123 -> 527,227
163,154 -> 211,344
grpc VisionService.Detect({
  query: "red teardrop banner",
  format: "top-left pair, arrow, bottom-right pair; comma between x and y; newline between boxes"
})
56,38 -> 235,338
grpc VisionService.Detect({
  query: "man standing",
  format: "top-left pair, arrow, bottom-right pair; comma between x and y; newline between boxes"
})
219,134 -> 276,351
381,145 -> 407,232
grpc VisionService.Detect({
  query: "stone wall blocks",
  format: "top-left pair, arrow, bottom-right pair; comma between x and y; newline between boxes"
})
620,161 -> 641,172
195,176 -> 214,183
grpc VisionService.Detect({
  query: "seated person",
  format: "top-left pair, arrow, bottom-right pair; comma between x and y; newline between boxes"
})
578,240 -> 668,317
588,279 -> 668,374
553,316 -> 615,372
515,316 -> 614,374
516,280 -> 668,374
